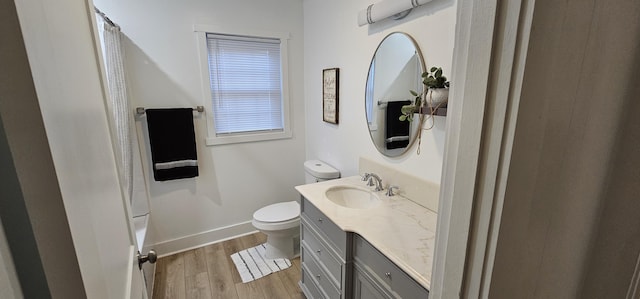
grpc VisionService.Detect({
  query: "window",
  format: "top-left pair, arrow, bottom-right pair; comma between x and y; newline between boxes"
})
365,59 -> 376,131
196,27 -> 291,145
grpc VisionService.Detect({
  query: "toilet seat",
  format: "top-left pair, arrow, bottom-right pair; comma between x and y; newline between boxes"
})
252,201 -> 300,231
253,201 -> 300,223
252,217 -> 300,231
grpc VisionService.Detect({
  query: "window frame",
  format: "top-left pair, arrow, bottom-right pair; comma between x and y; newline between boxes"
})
195,25 -> 292,146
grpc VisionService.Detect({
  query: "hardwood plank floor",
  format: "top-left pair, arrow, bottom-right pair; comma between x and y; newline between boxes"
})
152,232 -> 303,299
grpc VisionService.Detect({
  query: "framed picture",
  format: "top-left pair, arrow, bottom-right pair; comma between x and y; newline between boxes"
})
322,68 -> 339,124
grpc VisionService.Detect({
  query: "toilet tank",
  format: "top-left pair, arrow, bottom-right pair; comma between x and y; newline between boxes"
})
304,160 -> 340,183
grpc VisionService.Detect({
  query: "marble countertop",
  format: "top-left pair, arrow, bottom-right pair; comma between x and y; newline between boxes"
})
295,176 -> 437,290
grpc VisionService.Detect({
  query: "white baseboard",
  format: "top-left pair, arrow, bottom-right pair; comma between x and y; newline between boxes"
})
143,221 -> 257,257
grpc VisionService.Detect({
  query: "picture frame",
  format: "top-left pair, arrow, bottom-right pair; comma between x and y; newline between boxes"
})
322,68 -> 339,124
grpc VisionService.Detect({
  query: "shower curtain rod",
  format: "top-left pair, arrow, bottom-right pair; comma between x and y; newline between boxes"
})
94,6 -> 119,29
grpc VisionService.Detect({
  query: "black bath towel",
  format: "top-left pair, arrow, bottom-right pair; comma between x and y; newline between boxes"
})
146,108 -> 198,181
385,100 -> 411,150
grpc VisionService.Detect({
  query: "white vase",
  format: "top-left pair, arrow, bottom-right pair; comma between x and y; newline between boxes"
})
425,88 -> 449,108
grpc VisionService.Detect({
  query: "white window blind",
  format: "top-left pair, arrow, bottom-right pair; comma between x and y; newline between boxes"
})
206,33 -> 284,135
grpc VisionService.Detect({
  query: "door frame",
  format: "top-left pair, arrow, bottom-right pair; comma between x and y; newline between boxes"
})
431,0 -> 535,298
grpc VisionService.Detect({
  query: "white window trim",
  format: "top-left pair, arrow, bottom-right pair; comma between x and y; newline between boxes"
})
194,25 -> 292,146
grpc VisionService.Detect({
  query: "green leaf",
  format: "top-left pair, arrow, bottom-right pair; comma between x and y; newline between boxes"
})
430,66 -> 438,72
399,115 -> 407,121
401,105 -> 416,114
435,68 -> 442,78
424,77 -> 436,87
410,90 -> 418,96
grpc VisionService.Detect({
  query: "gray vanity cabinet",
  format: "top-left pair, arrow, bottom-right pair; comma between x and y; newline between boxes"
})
353,263 -> 392,299
300,197 -> 352,299
353,235 -> 429,299
299,197 -> 429,299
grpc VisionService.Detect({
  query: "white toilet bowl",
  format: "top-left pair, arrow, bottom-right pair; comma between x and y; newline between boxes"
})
252,201 -> 300,259
251,160 -> 339,259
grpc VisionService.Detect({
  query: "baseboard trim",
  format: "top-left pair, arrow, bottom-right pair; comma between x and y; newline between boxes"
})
143,221 -> 257,257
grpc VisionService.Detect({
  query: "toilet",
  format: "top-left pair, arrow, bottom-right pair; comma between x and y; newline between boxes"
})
252,160 -> 340,259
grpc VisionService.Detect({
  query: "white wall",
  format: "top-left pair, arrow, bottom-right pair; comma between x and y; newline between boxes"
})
94,0 -> 306,252
93,0 -> 453,253
303,0 -> 456,183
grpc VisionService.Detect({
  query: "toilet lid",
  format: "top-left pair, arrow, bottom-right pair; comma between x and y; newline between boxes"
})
253,201 -> 300,223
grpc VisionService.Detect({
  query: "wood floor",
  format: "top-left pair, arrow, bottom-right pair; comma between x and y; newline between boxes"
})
152,232 -> 304,299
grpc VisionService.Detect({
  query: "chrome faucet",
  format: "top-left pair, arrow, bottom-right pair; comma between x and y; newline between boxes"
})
362,172 -> 384,191
361,173 -> 371,181
386,186 -> 399,197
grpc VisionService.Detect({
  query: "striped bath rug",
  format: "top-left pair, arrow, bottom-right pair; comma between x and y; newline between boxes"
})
230,243 -> 292,283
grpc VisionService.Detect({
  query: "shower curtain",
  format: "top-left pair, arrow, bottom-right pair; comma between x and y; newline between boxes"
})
96,15 -> 149,216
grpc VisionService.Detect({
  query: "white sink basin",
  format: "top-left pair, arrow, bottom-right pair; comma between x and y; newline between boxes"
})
325,185 -> 380,209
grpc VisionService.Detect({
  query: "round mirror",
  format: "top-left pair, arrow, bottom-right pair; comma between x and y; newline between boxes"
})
365,32 -> 425,157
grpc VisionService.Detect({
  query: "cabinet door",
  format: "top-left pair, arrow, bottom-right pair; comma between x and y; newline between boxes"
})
353,265 -> 391,299
353,235 -> 429,298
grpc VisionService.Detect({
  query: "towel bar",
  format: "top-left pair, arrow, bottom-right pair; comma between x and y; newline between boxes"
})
135,106 -> 204,115
377,100 -> 408,106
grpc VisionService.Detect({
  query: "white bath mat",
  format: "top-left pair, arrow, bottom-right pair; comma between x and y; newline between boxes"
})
230,243 -> 292,283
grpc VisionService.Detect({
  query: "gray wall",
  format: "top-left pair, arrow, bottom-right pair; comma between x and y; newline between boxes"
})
579,40 -> 640,298
488,0 -> 640,297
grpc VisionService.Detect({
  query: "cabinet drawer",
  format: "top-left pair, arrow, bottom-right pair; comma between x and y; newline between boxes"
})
301,198 -> 347,258
301,267 -> 323,299
354,235 -> 429,298
302,247 -> 341,299
301,222 -> 343,287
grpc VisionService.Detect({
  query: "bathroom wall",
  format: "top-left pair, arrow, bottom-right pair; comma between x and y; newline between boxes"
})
303,0 -> 456,184
94,0 -> 453,252
93,0 -> 305,253
486,0 -> 640,297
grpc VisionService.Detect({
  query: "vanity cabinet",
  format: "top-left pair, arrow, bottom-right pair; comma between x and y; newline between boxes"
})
353,263 -> 391,299
300,197 -> 351,299
299,197 -> 429,299
353,235 -> 429,299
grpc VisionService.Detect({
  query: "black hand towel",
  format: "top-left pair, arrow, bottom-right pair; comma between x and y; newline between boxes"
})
146,108 -> 198,181
385,100 -> 411,150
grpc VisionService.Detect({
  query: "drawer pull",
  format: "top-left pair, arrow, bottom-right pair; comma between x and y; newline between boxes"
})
316,249 -> 322,254
318,218 -> 323,223
316,274 -> 321,280
385,272 -> 392,279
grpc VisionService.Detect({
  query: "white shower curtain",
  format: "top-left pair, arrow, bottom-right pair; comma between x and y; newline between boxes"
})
98,18 -> 134,203
96,16 -> 149,219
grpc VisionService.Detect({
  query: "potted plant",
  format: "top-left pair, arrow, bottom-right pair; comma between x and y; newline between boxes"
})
400,66 -> 450,121
422,66 -> 450,107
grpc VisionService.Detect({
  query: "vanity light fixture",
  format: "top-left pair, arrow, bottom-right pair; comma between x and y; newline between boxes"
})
357,0 -> 434,26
